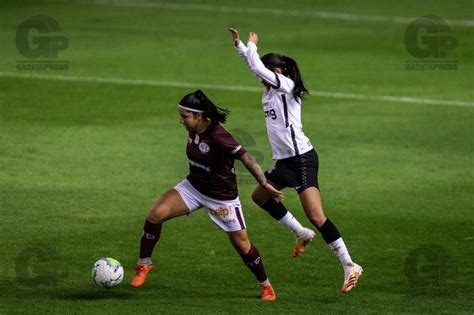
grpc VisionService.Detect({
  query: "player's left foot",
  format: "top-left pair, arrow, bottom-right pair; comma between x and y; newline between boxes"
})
341,262 -> 363,293
260,284 -> 276,301
293,228 -> 316,257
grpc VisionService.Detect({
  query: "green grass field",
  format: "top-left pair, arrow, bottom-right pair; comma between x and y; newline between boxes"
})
1,0 -> 473,313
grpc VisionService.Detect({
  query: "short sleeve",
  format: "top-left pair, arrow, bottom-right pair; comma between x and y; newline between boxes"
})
216,129 -> 247,159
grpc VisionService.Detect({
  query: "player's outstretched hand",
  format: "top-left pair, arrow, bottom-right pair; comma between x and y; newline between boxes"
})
228,28 -> 240,47
264,183 -> 284,203
248,32 -> 258,45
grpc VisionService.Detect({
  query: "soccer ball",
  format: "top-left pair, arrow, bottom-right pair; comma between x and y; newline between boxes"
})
92,257 -> 124,288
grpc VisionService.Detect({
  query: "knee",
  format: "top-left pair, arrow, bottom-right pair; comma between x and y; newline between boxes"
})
234,239 -> 251,255
251,190 -> 260,204
147,205 -> 167,224
251,189 -> 268,206
306,211 -> 327,228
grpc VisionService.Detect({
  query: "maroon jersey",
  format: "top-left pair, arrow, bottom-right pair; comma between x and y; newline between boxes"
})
186,123 -> 247,200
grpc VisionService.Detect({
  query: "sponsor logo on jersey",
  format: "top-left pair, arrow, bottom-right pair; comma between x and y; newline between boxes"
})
188,159 -> 211,172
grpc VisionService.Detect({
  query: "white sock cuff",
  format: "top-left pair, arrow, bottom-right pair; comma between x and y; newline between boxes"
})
260,278 -> 271,286
329,238 -> 353,266
328,238 -> 344,250
278,211 -> 293,223
138,257 -> 153,265
278,211 -> 304,235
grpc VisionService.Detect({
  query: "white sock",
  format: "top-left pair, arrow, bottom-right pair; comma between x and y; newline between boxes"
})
328,238 -> 352,266
138,257 -> 152,265
278,211 -> 305,236
260,278 -> 270,286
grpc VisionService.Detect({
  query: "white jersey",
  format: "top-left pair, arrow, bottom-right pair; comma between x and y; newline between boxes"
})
234,41 -> 313,160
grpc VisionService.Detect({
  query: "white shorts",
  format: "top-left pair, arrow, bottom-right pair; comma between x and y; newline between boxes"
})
174,178 -> 246,232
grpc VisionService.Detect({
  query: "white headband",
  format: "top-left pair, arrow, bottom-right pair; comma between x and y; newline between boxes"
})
178,104 -> 203,113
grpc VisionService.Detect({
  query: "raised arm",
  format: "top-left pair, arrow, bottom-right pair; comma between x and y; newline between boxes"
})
239,152 -> 284,202
228,28 -> 280,88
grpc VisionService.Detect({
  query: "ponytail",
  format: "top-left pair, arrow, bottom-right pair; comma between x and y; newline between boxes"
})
261,53 -> 309,101
179,90 -> 230,124
282,56 -> 309,101
205,102 -> 230,124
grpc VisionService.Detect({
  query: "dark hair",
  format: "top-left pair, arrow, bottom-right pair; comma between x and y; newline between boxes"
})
179,90 -> 230,124
261,53 -> 309,101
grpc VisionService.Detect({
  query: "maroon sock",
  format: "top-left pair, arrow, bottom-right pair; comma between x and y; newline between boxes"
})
139,219 -> 162,259
240,244 -> 268,282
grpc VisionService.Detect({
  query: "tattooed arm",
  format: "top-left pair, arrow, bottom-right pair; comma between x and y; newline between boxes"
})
240,152 -> 284,202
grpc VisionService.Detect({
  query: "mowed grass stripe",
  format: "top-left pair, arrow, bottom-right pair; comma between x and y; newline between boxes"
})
57,0 -> 474,27
1,71 -> 472,107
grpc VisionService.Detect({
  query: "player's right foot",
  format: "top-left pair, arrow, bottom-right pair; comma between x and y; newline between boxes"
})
260,284 -> 276,301
341,262 -> 363,293
293,228 -> 316,257
131,264 -> 153,287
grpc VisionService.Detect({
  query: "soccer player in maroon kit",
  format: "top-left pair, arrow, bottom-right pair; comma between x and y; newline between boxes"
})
131,90 -> 283,301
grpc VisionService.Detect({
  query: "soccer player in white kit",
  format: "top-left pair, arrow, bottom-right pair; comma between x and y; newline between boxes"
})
131,90 -> 283,300
228,28 -> 363,293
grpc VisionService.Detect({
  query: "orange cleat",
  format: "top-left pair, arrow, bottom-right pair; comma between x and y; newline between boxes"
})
260,284 -> 276,301
293,228 -> 316,257
341,263 -> 363,293
131,264 -> 153,287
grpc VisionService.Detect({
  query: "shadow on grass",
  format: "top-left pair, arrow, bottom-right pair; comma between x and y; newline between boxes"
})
0,278 -> 135,301
56,289 -> 134,300
0,276 -> 264,303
